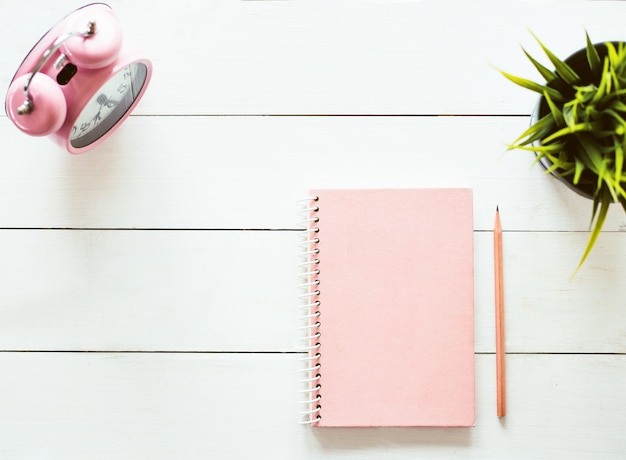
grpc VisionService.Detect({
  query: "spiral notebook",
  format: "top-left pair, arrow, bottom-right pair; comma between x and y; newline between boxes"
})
300,188 -> 475,427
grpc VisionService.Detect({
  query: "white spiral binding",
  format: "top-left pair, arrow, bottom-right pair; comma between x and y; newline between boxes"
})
297,196 -> 322,425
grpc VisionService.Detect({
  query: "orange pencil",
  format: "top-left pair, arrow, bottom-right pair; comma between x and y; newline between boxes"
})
494,207 -> 506,417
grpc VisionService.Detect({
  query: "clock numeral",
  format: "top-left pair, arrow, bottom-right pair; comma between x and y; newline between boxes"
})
97,94 -> 118,108
79,121 -> 92,134
117,83 -> 128,94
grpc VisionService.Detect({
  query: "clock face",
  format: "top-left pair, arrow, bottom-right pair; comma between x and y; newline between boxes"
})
70,62 -> 148,149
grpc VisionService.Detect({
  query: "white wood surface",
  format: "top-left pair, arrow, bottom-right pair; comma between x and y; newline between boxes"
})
1,0 -> 625,458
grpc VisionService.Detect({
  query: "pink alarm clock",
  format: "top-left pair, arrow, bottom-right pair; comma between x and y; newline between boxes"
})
5,3 -> 152,154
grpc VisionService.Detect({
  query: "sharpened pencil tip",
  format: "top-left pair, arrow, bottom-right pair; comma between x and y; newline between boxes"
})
496,205 -> 499,212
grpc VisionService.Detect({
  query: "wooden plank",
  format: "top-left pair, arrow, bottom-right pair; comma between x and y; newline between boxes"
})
0,229 -> 624,353
1,0 -> 624,457
2,116 -> 626,231
0,229 -> 301,352
0,352 -> 623,458
2,0 -> 626,115
474,231 -> 626,354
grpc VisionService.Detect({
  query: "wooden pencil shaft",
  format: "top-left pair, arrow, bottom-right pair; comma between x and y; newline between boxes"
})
494,209 -> 506,417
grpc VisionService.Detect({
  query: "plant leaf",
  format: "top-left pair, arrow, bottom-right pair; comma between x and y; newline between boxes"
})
572,188 -> 611,277
544,90 -> 565,127
585,31 -> 602,75
523,47 -> 557,82
591,58 -> 611,105
608,100 -> 626,112
542,122 -> 600,144
605,109 -> 626,127
606,42 -> 619,68
498,69 -> 563,101
531,31 -> 580,85
510,113 -> 555,146
576,135 -> 613,176
615,137 -> 624,184
573,158 -> 585,184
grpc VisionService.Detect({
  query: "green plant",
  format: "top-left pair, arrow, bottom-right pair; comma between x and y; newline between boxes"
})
500,32 -> 626,273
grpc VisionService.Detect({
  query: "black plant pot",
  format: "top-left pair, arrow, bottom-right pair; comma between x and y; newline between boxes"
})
531,42 -> 626,200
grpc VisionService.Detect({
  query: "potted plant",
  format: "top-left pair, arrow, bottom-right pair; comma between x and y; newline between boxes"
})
500,32 -> 626,273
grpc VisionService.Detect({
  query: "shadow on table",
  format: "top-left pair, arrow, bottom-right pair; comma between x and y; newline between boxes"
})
308,426 -> 473,452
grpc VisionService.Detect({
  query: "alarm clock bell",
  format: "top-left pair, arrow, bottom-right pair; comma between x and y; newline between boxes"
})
5,3 -> 152,154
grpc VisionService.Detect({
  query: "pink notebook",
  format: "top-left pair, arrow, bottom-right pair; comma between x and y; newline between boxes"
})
301,189 -> 475,427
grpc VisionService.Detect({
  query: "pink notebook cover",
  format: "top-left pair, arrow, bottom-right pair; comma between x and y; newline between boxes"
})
306,188 -> 474,427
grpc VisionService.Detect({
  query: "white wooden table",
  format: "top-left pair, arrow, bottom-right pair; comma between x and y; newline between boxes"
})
1,1 -> 625,458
